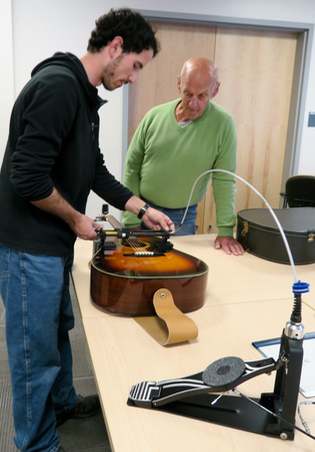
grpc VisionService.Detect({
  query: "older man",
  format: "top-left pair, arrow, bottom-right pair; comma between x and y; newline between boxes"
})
122,57 -> 244,256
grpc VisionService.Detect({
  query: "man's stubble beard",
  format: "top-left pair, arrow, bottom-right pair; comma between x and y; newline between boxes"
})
101,54 -> 125,91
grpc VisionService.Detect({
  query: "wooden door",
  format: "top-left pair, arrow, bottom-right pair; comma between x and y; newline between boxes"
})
128,21 -> 297,234
128,21 -> 217,143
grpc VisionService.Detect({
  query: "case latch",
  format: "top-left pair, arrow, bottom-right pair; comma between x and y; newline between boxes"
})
241,221 -> 249,237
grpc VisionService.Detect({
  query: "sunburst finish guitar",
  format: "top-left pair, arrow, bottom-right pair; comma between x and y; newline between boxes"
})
90,234 -> 209,316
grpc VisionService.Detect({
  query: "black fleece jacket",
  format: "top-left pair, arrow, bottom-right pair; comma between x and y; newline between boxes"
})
0,52 -> 133,256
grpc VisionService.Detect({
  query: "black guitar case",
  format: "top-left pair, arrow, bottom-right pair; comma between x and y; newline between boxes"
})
236,207 -> 315,265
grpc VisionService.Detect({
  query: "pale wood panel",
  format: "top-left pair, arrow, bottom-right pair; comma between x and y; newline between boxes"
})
128,21 -> 216,143
200,27 -> 297,234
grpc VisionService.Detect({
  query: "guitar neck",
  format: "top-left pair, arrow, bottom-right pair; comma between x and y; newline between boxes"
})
105,214 -> 125,230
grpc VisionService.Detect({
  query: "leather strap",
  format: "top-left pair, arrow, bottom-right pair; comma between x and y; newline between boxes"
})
134,288 -> 198,346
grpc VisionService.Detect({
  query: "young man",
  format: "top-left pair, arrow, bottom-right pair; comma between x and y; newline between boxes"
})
0,8 -> 173,452
122,57 -> 244,256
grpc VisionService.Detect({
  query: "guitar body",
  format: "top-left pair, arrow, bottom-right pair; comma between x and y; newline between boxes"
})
90,236 -> 209,316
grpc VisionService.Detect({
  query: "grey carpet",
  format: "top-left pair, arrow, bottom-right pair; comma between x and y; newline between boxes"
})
0,278 -> 111,452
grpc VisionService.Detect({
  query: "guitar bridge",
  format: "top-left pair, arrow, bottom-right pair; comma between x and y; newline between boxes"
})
135,251 -> 154,256
123,251 -> 165,257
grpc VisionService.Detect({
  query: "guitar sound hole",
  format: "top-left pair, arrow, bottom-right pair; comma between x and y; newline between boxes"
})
123,239 -> 147,248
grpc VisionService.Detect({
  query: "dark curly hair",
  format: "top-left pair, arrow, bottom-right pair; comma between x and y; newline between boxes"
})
87,8 -> 159,57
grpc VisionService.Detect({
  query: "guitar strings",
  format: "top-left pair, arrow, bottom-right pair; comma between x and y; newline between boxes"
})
126,237 -> 146,254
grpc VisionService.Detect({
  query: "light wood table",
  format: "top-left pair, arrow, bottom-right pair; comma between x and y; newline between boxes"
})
72,235 -> 315,452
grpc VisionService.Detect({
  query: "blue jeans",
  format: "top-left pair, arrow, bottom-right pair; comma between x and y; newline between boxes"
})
141,202 -> 198,235
0,243 -> 78,452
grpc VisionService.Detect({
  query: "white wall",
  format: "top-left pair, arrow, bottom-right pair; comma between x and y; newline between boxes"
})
0,0 -> 14,159
2,0 -> 315,219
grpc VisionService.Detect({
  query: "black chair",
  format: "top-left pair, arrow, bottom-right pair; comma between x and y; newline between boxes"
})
280,175 -> 315,208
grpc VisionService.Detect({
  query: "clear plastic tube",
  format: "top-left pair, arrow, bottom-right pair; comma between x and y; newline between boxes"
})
178,169 -> 298,283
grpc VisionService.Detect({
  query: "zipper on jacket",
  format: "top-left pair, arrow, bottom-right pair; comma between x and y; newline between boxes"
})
91,122 -> 98,141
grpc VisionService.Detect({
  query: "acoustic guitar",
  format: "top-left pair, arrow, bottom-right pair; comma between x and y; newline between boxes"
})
90,235 -> 209,316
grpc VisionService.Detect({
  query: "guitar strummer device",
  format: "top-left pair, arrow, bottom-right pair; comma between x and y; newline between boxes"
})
94,203 -> 173,252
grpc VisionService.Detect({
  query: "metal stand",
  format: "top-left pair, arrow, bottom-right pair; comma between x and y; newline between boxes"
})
128,295 -> 305,440
137,332 -> 303,440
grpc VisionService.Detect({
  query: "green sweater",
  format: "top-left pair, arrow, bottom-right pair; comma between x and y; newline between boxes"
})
123,99 -> 237,236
